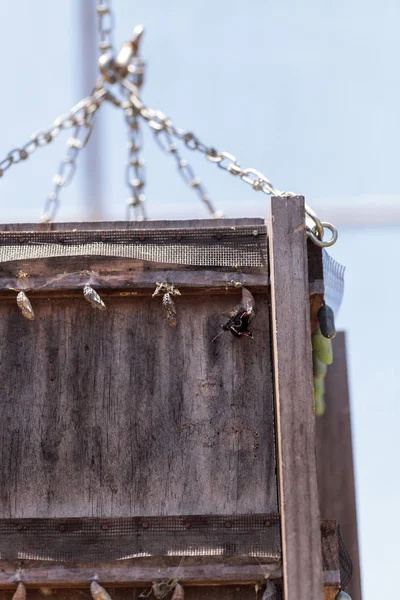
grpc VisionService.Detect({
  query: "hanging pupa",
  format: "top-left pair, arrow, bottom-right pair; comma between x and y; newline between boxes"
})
83,284 -> 106,310
171,583 -> 184,600
12,582 -> 26,600
163,292 -> 178,327
335,591 -> 352,600
90,580 -> 113,600
16,291 -> 35,321
152,282 -> 181,327
262,580 -> 277,600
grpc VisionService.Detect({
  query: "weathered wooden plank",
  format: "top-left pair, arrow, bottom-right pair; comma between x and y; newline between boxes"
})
317,332 -> 362,600
268,196 -> 323,600
0,521 -> 340,589
0,559 -> 281,588
0,218 -> 265,233
0,293 -> 276,519
0,257 -> 268,294
1,586 -> 274,600
0,587 -> 339,600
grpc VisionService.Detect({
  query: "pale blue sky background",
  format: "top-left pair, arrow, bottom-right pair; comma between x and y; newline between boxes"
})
0,1 -> 399,597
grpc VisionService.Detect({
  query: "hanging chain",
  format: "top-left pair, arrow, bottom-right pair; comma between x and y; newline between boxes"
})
120,78 -> 337,246
123,104 -> 146,221
153,126 -> 222,218
41,81 -> 108,222
97,1 -> 115,59
0,0 -> 338,246
0,86 -> 108,180
119,26 -> 147,221
42,117 -> 95,223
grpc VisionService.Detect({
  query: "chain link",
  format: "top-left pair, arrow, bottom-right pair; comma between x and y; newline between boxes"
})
40,81 -> 107,222
41,119 -> 96,223
97,0 -> 114,57
120,33 -> 147,221
120,78 -> 337,246
0,84 -> 107,181
123,104 -> 146,221
0,0 -> 338,246
153,127 -> 222,218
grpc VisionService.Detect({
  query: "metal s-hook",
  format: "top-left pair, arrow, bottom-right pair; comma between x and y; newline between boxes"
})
305,203 -> 338,247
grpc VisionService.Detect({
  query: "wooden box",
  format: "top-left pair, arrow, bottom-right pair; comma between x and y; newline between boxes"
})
0,198 -> 338,600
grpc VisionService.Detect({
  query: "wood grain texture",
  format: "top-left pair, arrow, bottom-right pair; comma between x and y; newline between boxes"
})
0,218 -> 265,232
0,586 -> 274,600
268,196 -> 323,600
0,587 -> 339,600
0,521 -> 339,589
0,293 -> 276,518
0,558 -> 282,588
0,256 -> 268,294
317,332 -> 362,600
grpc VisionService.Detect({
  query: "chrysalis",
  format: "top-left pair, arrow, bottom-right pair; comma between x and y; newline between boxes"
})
262,580 -> 277,600
335,591 -> 352,600
16,291 -> 35,321
90,580 -> 113,600
83,284 -> 106,310
152,282 -> 181,327
12,582 -> 26,600
171,583 -> 184,600
163,292 -> 177,327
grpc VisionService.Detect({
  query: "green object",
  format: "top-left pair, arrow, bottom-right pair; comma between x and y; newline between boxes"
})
312,328 -> 333,365
335,591 -> 352,600
313,376 -> 325,416
312,328 -> 333,416
313,354 -> 327,379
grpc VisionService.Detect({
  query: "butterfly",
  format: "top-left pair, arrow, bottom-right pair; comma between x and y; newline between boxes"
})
213,287 -> 256,342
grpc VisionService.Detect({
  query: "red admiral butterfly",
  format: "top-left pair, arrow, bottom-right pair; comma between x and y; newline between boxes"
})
213,287 -> 256,342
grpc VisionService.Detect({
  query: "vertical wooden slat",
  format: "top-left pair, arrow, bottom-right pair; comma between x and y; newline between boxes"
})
268,196 -> 323,600
317,332 -> 362,600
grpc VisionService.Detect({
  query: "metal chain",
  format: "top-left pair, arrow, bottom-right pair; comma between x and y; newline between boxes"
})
120,78 -> 337,247
123,104 -> 146,221
42,119 -> 96,223
97,1 -> 114,58
120,30 -> 147,221
0,0 -> 338,246
153,126 -> 222,218
0,84 -> 108,181
41,81 -> 107,222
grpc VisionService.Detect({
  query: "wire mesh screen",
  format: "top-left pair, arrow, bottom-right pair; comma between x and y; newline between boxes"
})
0,515 -> 281,563
323,250 -> 345,316
0,226 -> 268,268
338,525 -> 353,590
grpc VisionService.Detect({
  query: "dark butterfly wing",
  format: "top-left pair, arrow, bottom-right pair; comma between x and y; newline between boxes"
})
215,287 -> 256,341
